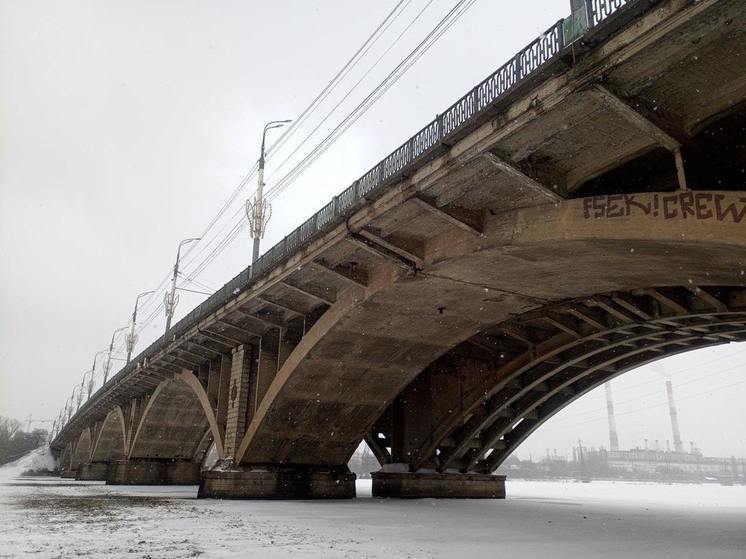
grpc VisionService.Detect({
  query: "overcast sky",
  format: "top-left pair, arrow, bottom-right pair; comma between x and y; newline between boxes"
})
1,0 -> 744,459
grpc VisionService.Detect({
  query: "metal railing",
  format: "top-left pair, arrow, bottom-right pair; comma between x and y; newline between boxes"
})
54,0 -> 637,441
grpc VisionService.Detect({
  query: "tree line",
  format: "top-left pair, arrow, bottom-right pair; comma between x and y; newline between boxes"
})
0,416 -> 48,465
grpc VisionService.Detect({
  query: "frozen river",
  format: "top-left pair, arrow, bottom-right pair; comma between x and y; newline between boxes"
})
1,461 -> 745,558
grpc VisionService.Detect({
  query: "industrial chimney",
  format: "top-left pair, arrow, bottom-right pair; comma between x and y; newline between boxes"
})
604,381 -> 620,451
665,378 -> 684,453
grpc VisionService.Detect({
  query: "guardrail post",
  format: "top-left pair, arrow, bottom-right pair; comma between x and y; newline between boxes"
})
514,53 -> 523,81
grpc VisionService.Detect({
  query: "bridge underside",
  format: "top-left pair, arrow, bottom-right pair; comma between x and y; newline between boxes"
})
53,0 -> 746,498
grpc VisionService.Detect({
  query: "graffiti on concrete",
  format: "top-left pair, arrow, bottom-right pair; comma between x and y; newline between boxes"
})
583,192 -> 746,223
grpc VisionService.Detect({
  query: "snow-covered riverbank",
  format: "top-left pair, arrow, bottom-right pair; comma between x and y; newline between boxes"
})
0,446 -> 56,481
1,458 -> 744,558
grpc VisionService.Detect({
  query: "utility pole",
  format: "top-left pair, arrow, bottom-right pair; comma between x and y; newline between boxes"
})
164,237 -> 201,335
126,290 -> 155,364
247,119 -> 291,266
103,326 -> 128,384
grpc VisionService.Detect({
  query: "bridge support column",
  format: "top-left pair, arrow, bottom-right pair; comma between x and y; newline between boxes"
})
371,471 -> 506,499
106,459 -> 201,485
76,462 -> 109,481
224,345 -> 252,458
199,464 -> 356,499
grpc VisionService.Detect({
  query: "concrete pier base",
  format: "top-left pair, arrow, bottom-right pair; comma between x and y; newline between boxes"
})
106,460 -> 201,485
60,469 -> 77,479
199,465 -> 356,499
76,462 -> 109,481
372,471 -> 506,498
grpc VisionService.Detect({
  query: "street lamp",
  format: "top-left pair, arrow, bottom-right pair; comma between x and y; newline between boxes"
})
164,237 -> 201,335
126,290 -> 155,364
103,326 -> 129,384
89,349 -> 108,397
68,384 -> 82,421
65,396 -> 73,423
247,119 -> 291,265
79,369 -> 94,407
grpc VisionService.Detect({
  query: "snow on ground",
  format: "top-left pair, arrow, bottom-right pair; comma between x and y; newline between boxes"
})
0,446 -> 56,481
1,457 -> 745,558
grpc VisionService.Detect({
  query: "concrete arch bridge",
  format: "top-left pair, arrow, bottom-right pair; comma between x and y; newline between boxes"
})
52,0 -> 746,498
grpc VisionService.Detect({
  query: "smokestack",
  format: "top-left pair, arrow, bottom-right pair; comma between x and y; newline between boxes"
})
604,382 -> 620,451
665,379 -> 684,452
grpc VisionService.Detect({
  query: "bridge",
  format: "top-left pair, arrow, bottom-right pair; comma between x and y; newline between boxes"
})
50,0 -> 746,499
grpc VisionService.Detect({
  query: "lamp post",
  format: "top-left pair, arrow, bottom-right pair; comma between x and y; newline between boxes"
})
79,370 -> 93,407
126,290 -> 155,364
65,396 -> 73,423
103,326 -> 129,384
164,237 -> 201,335
73,384 -> 84,413
89,349 -> 108,397
247,119 -> 291,265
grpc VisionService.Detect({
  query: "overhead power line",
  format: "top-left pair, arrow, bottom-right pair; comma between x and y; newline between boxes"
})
106,0 -> 478,363
120,0 -> 419,346
264,0 -> 478,203
539,377 -> 746,434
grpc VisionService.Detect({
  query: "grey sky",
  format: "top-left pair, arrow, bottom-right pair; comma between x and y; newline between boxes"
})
1,0 -> 743,458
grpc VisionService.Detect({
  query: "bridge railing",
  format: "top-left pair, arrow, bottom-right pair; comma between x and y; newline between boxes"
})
54,0 -> 639,442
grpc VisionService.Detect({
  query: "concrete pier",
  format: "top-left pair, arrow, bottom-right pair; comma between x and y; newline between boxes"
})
107,460 -> 201,485
76,462 -> 109,481
199,465 -> 356,499
371,471 -> 506,498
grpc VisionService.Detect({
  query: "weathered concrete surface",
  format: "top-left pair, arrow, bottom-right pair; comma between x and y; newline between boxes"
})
76,462 -> 109,481
199,465 -> 356,499
60,469 -> 77,479
107,459 -> 200,486
372,471 -> 506,499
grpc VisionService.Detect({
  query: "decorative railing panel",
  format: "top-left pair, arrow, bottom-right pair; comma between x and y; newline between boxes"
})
476,59 -> 519,111
518,24 -> 563,78
590,0 -> 629,26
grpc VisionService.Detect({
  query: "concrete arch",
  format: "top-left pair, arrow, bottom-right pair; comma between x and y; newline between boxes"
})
235,192 -> 746,467
90,407 -> 127,463
174,371 -> 224,459
70,428 -> 92,470
235,285 -> 372,465
128,374 -> 219,460
380,285 -> 746,473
